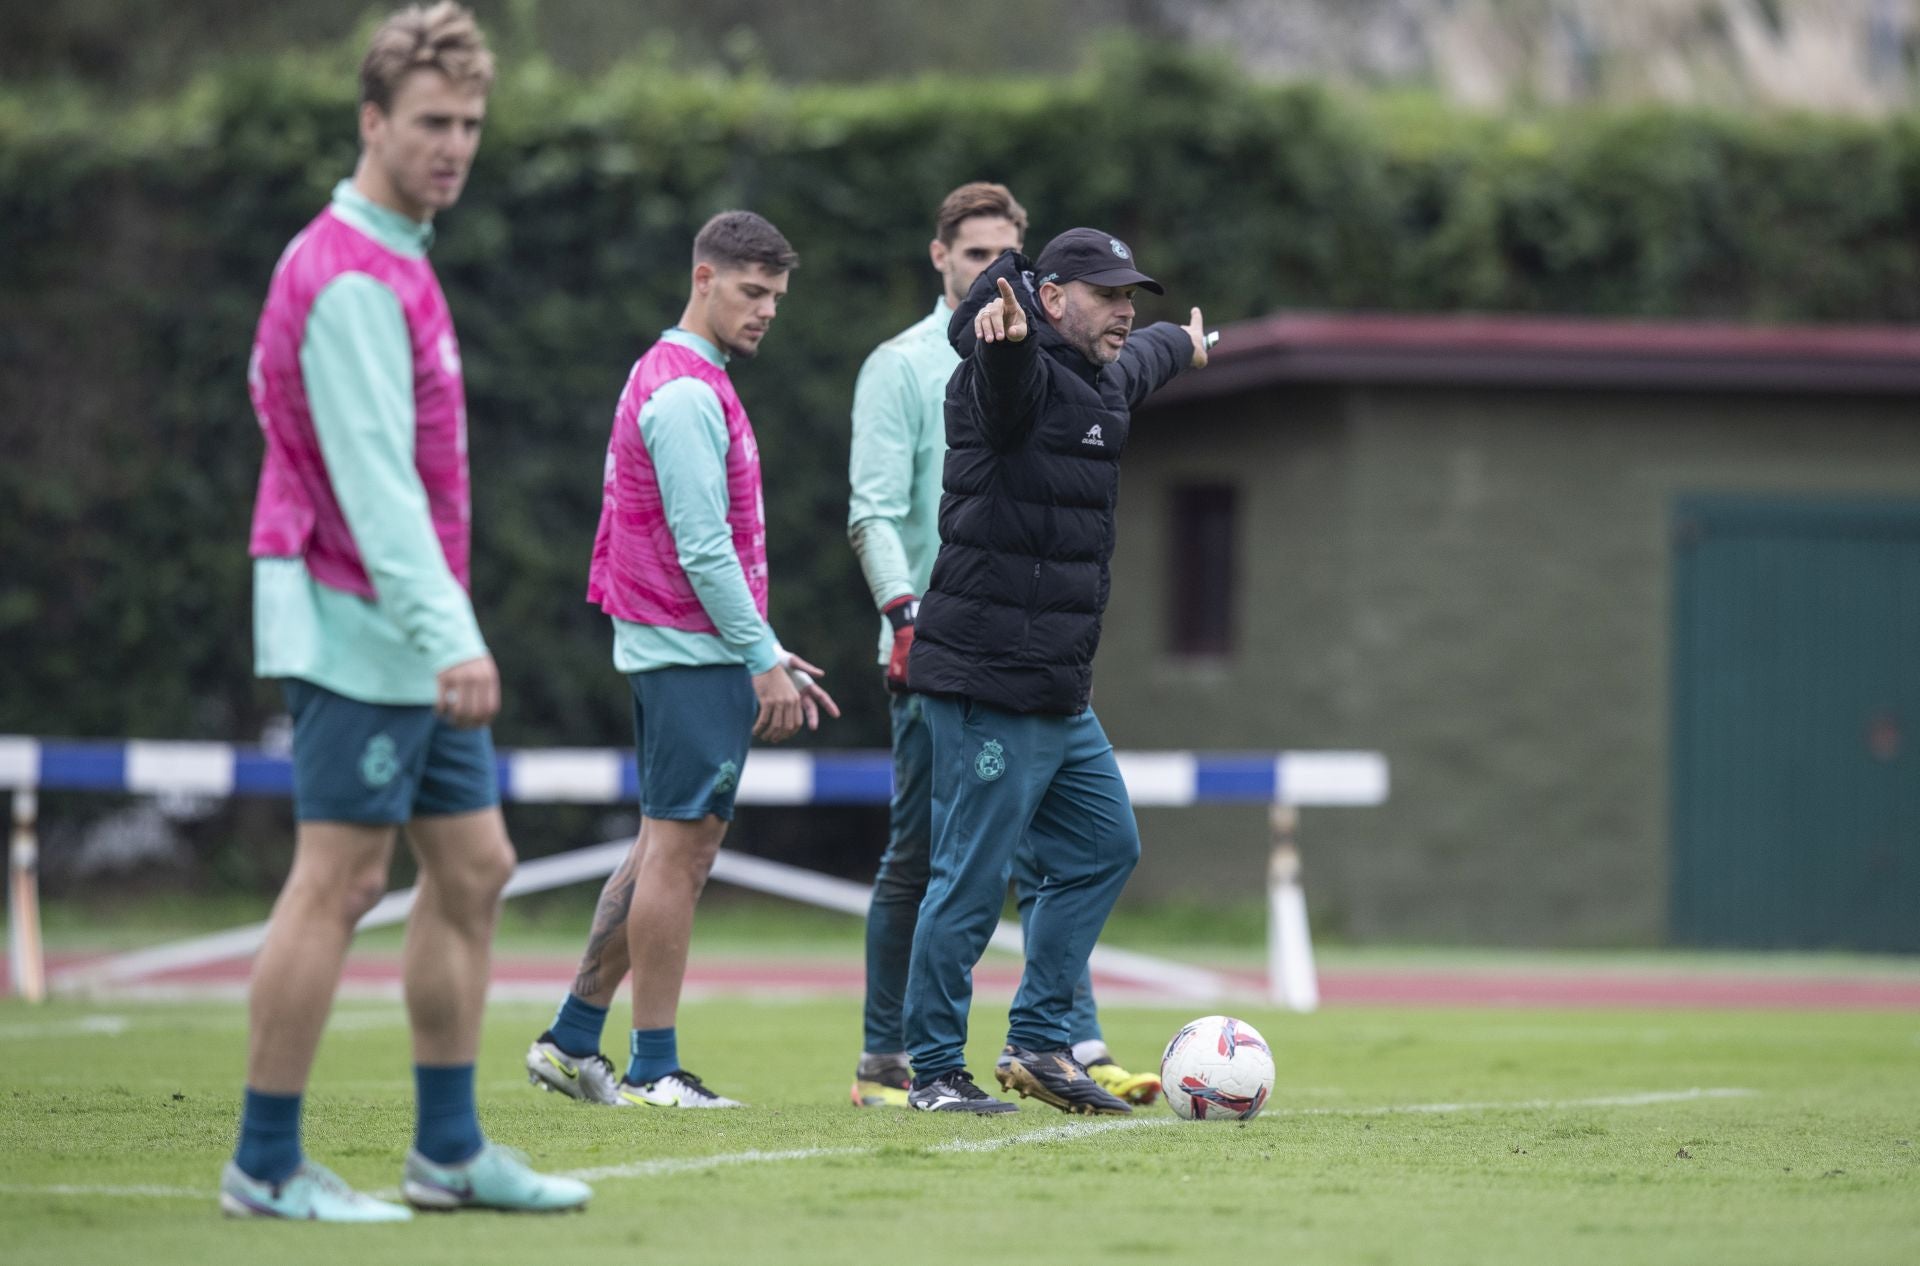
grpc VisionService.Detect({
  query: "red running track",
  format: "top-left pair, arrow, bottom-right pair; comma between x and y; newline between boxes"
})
15,952 -> 1920,1009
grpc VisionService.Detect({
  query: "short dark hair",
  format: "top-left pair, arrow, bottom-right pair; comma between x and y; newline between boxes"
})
693,210 -> 799,272
935,182 -> 1028,247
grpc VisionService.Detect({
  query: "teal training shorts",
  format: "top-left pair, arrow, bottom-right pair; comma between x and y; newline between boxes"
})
629,664 -> 757,821
281,679 -> 499,825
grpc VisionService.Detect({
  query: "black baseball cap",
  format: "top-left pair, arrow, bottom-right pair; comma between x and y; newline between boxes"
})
1032,227 -> 1164,295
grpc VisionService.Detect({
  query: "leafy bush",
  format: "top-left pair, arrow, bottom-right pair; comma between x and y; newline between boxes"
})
5,42 -> 1918,754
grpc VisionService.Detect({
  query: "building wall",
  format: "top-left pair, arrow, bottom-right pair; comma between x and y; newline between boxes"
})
1104,382 -> 1920,944
1097,386 -> 1360,921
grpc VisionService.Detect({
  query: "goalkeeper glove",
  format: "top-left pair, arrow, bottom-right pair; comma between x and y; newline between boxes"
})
882,595 -> 918,692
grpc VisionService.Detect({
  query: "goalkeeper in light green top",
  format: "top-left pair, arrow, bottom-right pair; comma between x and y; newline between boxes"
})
844,182 -> 1162,1111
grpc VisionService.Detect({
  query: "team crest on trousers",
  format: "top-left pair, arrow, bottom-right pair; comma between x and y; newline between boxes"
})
975,739 -> 1006,782
713,760 -> 740,796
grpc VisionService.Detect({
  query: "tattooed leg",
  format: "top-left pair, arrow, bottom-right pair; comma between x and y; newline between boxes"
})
571,824 -> 645,1007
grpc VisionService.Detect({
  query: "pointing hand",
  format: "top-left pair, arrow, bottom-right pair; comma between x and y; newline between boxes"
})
975,276 -> 1029,345
1185,307 -> 1210,369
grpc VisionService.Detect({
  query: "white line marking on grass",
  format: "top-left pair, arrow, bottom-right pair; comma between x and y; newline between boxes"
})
0,1015 -> 129,1040
0,1182 -> 206,1199
563,1146 -> 869,1183
0,1087 -> 1760,1202
1288,1088 -> 1758,1117
361,1147 -> 874,1200
0,1011 -> 400,1042
933,1117 -> 1176,1153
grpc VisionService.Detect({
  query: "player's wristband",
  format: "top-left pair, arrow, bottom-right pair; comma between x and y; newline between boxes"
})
882,595 -> 919,631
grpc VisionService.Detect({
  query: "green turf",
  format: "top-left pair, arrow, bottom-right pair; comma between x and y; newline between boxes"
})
3,993 -> 1917,1265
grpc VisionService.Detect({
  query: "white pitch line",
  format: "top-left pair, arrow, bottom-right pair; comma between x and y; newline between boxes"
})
0,1087 -> 1759,1202
1279,1087 -> 1758,1117
933,1116 -> 1175,1153
360,1147 -> 875,1201
0,1015 -> 129,1041
0,1182 -> 206,1198
364,1125 -> 1169,1196
563,1146 -> 870,1184
0,1011 -> 401,1041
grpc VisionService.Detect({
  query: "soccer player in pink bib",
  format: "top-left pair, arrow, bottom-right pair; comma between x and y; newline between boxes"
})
224,3 -> 588,1221
525,211 -> 840,1110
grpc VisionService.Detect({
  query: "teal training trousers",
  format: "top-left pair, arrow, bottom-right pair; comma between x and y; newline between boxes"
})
902,695 -> 1140,1078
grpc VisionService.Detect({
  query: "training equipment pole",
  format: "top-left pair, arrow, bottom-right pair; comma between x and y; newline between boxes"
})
8,789 -> 46,1002
1267,802 -> 1319,1012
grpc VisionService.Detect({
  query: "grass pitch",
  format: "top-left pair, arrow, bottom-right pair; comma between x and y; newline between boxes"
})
3,990 -> 1918,1265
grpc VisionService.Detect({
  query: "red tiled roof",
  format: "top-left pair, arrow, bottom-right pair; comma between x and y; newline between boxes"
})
1148,311 -> 1920,403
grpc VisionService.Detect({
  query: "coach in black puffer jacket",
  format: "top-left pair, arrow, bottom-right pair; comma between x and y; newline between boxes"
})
906,231 -> 1201,715
896,228 -> 1211,1115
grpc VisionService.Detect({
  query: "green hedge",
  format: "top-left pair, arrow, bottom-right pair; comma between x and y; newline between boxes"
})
5,43 -> 1920,753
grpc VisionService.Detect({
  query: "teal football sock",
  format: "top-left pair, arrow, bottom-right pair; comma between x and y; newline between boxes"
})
627,1027 -> 678,1084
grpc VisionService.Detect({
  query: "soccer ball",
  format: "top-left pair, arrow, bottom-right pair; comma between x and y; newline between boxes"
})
1159,1015 -> 1275,1121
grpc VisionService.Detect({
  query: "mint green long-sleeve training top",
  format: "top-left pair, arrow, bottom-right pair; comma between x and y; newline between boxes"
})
846,298 -> 956,664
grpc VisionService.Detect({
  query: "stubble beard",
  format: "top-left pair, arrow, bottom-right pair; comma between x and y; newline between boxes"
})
1075,322 -> 1122,367
1060,303 -> 1124,366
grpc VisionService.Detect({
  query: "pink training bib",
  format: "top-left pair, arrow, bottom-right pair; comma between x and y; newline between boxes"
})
247,206 -> 471,597
587,339 -> 768,631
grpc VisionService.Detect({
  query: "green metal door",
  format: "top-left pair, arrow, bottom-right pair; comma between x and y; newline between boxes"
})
1672,497 -> 1920,952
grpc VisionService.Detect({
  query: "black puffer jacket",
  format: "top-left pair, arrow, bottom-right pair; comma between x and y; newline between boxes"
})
906,249 -> 1192,715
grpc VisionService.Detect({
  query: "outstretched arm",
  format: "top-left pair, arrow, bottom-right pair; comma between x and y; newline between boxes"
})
969,275 -> 1046,448
1116,304 -> 1211,408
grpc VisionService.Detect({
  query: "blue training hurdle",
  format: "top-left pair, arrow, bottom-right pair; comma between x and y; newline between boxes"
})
0,736 -> 1388,807
1,736 -> 1387,1008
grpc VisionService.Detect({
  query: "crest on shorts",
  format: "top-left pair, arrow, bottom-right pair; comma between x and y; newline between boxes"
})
713,760 -> 739,796
359,734 -> 399,788
974,739 -> 1006,782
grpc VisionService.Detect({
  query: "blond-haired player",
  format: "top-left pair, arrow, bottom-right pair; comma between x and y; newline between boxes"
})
224,4 -> 587,1219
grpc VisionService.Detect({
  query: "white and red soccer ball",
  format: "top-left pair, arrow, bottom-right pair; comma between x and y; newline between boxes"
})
1159,1015 -> 1275,1121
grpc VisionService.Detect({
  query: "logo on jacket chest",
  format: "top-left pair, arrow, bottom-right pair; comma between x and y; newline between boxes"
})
1036,409 -> 1124,455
